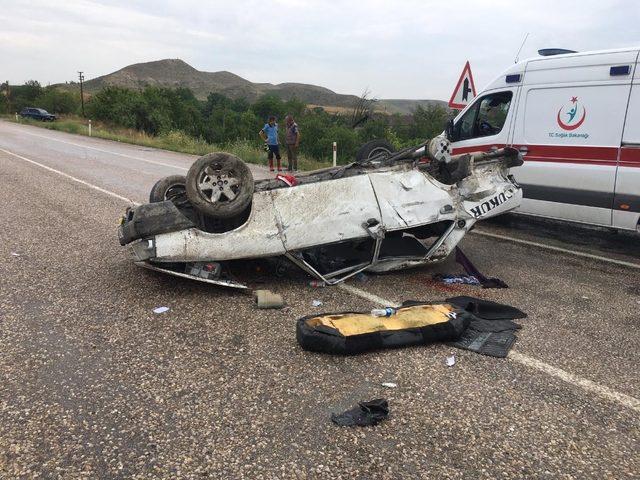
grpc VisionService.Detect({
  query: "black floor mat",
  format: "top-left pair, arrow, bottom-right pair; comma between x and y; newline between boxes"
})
445,296 -> 526,357
445,296 -> 527,320
450,329 -> 517,358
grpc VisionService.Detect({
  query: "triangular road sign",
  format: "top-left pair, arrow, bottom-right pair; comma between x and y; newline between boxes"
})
448,61 -> 477,109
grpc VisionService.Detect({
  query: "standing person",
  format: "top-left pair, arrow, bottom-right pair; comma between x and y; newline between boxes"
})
259,116 -> 282,172
284,114 -> 301,172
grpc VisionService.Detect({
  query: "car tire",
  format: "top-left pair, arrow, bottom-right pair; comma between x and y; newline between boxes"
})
186,152 -> 254,219
355,139 -> 395,162
149,175 -> 187,203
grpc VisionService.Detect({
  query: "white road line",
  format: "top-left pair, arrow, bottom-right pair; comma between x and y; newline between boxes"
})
337,283 -> 640,414
10,125 -> 189,172
472,229 -> 640,270
0,148 -> 141,206
338,283 -> 401,308
6,143 -> 639,414
509,351 -> 640,413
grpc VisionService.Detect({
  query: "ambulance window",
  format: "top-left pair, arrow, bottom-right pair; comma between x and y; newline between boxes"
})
456,91 -> 513,140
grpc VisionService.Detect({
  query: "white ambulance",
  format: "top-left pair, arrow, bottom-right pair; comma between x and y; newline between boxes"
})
448,47 -> 640,232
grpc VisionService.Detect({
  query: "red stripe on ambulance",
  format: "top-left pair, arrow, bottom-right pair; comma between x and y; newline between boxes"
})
452,144 -> 640,167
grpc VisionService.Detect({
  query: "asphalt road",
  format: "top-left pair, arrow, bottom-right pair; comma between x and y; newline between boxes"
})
1,120 -> 638,479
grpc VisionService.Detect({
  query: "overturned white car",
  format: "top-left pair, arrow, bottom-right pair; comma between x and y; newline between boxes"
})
118,137 -> 523,289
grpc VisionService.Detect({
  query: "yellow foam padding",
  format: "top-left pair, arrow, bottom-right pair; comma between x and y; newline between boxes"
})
306,304 -> 455,337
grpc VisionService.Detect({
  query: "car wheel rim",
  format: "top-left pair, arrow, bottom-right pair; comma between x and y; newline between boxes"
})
164,183 -> 186,201
368,147 -> 392,159
197,165 -> 240,204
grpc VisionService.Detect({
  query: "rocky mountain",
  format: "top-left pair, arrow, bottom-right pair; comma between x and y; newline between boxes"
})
81,59 -> 445,114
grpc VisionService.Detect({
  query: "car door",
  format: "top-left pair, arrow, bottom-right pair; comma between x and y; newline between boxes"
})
450,88 -> 518,155
367,169 -> 452,230
270,175 -> 381,251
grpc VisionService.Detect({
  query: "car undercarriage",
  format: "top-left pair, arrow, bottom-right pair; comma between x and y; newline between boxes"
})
118,137 -> 523,288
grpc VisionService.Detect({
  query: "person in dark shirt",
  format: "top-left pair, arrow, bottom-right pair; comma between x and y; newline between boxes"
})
284,115 -> 301,172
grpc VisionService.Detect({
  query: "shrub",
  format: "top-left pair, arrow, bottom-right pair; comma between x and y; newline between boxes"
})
86,86 -> 142,128
34,88 -> 80,114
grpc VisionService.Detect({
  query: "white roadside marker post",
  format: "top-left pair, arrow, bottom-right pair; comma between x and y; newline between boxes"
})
332,141 -> 337,167
88,119 -> 92,137
15,112 -> 18,121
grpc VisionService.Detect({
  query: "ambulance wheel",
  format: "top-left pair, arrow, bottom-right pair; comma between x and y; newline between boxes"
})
149,175 -> 187,203
186,152 -> 254,219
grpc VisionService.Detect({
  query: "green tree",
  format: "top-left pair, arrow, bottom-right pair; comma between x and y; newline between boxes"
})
0,83 -> 8,114
284,97 -> 306,119
251,95 -> 286,122
230,97 -> 250,113
168,87 -> 204,137
21,80 -> 43,101
138,87 -> 174,135
10,80 -> 43,112
86,86 -> 142,128
203,92 -> 232,117
357,116 -> 387,143
34,88 -> 80,114
411,104 -> 449,140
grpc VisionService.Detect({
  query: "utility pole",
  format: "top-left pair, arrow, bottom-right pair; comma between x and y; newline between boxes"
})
78,71 -> 85,117
5,81 -> 10,113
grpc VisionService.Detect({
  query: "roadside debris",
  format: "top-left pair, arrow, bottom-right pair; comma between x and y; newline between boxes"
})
297,297 -> 527,358
308,280 -> 326,288
446,296 -> 526,358
275,173 -> 298,187
10,252 -> 21,257
445,353 -> 456,367
371,307 -> 396,317
331,399 -> 389,427
312,300 -> 323,307
433,274 -> 481,286
153,306 -> 170,314
355,272 -> 368,283
455,247 -> 508,289
254,290 -> 284,309
446,296 -> 527,320
381,382 -> 397,388
188,262 -> 221,280
297,302 -> 471,355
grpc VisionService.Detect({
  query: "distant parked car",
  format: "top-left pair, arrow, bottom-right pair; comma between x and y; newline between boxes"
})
19,107 -> 56,121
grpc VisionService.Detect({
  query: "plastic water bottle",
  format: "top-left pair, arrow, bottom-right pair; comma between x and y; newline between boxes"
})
371,307 -> 396,317
308,280 -> 326,287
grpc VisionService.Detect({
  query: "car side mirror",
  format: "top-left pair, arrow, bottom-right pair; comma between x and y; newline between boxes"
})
445,119 -> 456,142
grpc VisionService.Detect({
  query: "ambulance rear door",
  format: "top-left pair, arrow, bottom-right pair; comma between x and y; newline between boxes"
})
614,51 -> 640,231
510,49 -> 636,226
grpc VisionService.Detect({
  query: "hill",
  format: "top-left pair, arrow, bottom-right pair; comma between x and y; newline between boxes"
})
377,99 -> 448,115
79,59 -> 445,113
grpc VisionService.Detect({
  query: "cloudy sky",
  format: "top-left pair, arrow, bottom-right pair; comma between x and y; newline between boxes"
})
2,0 -> 639,100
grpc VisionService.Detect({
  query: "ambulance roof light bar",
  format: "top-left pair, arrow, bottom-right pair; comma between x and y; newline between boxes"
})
538,48 -> 578,57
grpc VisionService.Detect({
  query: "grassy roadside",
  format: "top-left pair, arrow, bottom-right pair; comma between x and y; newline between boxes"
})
2,115 -> 333,171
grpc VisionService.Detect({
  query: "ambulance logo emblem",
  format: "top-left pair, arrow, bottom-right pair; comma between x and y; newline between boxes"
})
557,96 -> 586,131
